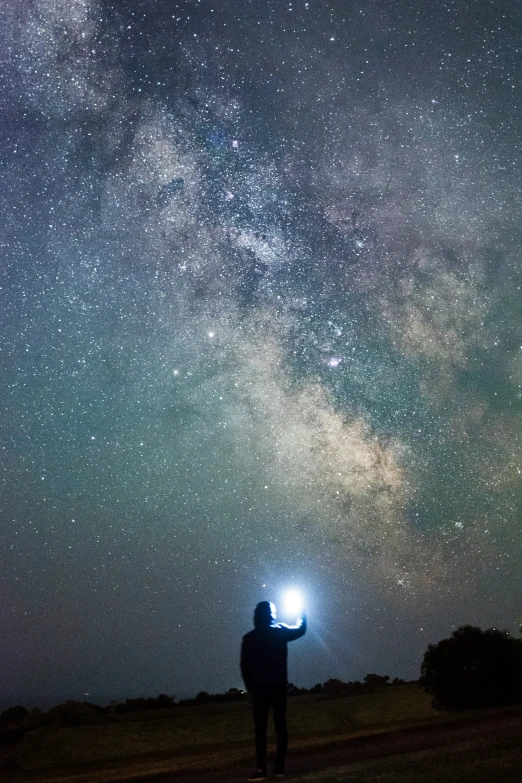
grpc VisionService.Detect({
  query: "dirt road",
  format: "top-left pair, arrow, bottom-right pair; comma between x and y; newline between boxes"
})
155,709 -> 522,783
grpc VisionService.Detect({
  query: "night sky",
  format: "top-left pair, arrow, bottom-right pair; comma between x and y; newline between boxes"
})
1,0 -> 522,706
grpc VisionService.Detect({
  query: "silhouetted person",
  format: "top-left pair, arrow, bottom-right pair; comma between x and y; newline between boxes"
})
240,600 -> 307,781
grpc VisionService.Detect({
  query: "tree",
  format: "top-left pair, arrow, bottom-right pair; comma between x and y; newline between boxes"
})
155,694 -> 176,708
0,706 -> 28,730
322,678 -> 347,694
420,625 -> 522,711
46,700 -> 104,725
364,674 -> 390,688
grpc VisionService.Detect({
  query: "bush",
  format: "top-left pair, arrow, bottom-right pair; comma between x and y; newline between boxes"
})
391,677 -> 405,686
0,706 -> 28,730
364,674 -> 390,688
322,678 -> 347,694
420,625 -> 522,711
46,700 -> 105,725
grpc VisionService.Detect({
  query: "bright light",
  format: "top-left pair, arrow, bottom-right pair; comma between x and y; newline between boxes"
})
283,589 -> 303,617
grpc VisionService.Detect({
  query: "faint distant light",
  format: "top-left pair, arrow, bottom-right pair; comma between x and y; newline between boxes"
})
90,436 -> 96,440
225,190 -> 234,200
330,36 -> 335,41
232,139 -> 239,148
173,369 -> 179,376
327,357 -> 341,368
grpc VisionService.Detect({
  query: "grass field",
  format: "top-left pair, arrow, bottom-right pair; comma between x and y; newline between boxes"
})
5,685 -> 522,783
14,686 -> 435,771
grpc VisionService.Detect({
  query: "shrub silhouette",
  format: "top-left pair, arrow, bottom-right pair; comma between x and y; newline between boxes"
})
420,625 -> 522,710
364,674 -> 390,688
0,706 -> 28,730
46,700 -> 104,725
322,678 -> 347,694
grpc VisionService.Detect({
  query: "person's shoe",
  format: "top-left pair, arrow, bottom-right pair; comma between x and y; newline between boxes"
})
273,767 -> 285,779
247,770 -> 266,781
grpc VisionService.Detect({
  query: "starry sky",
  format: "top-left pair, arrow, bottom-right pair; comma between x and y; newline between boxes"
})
1,0 -> 522,706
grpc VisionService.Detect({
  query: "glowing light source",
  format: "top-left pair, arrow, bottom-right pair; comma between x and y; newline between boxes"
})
283,589 -> 303,617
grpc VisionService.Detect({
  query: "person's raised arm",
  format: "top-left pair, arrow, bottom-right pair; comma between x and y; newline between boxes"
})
281,612 -> 306,641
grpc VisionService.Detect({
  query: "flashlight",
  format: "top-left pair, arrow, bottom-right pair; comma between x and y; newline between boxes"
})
283,589 -> 303,617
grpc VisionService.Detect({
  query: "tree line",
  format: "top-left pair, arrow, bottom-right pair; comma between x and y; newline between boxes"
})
0,672 -> 402,734
2,624 -> 522,739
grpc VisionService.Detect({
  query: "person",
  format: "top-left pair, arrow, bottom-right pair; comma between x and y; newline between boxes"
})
240,600 -> 307,781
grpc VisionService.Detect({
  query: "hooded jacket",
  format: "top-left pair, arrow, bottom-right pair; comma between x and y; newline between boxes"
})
240,617 -> 306,692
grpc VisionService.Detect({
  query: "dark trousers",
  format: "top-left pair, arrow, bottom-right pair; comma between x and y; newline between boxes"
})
250,686 -> 288,772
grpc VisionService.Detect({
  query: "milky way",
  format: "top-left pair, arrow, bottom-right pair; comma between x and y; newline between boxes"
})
1,0 -> 521,703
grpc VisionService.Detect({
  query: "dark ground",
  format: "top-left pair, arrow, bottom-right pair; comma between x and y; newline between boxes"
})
155,708 -> 522,783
